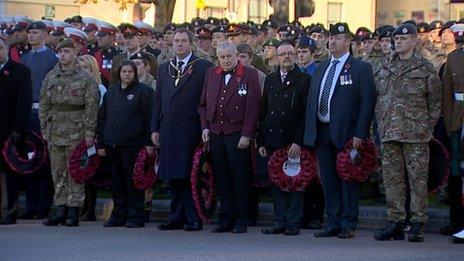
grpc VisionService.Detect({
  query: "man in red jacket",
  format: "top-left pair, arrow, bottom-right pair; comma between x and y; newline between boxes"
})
198,41 -> 260,233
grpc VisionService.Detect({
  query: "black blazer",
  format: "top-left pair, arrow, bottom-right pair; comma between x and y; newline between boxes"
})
0,59 -> 32,143
304,55 -> 376,149
258,65 -> 310,148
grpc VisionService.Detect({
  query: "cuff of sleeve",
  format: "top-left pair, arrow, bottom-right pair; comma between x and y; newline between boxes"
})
241,127 -> 256,139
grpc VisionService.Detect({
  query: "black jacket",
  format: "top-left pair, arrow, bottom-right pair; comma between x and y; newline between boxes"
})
257,65 -> 310,148
0,59 -> 32,143
97,81 -> 154,147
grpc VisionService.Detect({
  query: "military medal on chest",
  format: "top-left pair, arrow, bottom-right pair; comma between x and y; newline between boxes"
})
237,83 -> 248,96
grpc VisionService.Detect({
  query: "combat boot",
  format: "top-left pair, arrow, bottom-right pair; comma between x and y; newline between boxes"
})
374,221 -> 405,241
66,207 -> 80,227
43,205 -> 66,226
408,222 -> 425,242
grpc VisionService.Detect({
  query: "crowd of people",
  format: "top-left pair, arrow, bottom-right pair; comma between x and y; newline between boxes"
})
0,14 -> 463,244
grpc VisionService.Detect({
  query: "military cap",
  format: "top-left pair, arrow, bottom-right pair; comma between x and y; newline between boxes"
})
119,23 -> 142,37
308,25 -> 328,35
56,38 -> 77,50
226,23 -> 243,36
355,27 -> 371,41
263,19 -> 279,29
64,27 -> 88,44
211,25 -> 227,34
191,17 -> 205,28
219,18 -> 229,26
96,21 -> 118,37
0,16 -> 15,35
263,38 -> 280,47
178,22 -> 194,32
51,20 -> 73,36
378,25 -> 395,40
82,17 -> 99,32
26,21 -> 47,31
68,15 -> 83,24
206,17 -> 219,26
329,22 -> 351,36
39,19 -> 54,33
451,23 -> 464,43
439,20 -> 457,36
256,24 -> 267,32
129,51 -> 151,61
12,15 -> 32,32
291,20 -> 303,29
134,21 -> 156,35
238,23 -> 251,34
153,31 -> 164,39
246,26 -> 259,36
403,20 -> 417,27
298,35 -> 317,51
163,23 -> 177,33
416,22 -> 430,33
196,26 -> 212,39
430,20 -> 444,30
287,27 -> 301,39
392,23 -> 417,37
278,25 -> 293,33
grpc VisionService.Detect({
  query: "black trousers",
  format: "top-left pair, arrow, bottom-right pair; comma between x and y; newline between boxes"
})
449,175 -> 464,227
316,121 -> 359,230
210,131 -> 251,227
301,182 -> 325,225
271,185 -> 303,229
107,146 -> 145,224
168,178 -> 200,226
0,166 -> 18,221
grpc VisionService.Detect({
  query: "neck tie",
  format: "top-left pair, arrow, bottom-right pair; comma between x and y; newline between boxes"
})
281,74 -> 287,83
319,60 -> 339,117
177,60 -> 184,73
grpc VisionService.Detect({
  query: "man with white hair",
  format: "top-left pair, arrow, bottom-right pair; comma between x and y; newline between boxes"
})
198,41 -> 261,233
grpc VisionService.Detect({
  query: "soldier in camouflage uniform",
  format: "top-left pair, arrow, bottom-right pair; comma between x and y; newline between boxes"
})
374,24 -> 442,242
39,39 -> 100,227
416,22 -> 447,71
129,51 -> 156,91
308,25 -> 330,62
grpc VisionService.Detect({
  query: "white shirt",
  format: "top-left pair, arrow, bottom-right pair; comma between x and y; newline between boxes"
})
176,52 -> 193,73
317,51 -> 350,123
224,74 -> 232,85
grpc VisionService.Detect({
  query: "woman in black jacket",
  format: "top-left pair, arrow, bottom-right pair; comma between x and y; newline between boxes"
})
97,60 -> 154,228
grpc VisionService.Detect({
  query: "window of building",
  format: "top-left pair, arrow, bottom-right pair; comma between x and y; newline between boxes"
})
248,0 -> 269,23
327,2 -> 343,26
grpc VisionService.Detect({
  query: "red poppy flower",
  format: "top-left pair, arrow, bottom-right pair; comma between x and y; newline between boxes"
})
4,70 -> 10,76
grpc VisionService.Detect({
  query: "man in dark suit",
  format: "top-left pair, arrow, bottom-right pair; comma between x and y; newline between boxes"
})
0,37 -> 33,224
304,22 -> 376,239
151,28 -> 214,231
198,41 -> 261,233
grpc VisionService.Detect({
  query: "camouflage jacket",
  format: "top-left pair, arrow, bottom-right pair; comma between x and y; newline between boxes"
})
314,47 -> 330,62
141,73 -> 157,91
376,51 -> 442,143
39,63 -> 100,146
364,49 -> 387,77
418,42 -> 447,71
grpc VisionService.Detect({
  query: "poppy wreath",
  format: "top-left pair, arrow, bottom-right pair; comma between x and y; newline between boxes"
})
190,143 -> 216,223
336,138 -> 377,183
133,148 -> 157,190
68,140 -> 101,184
267,146 -> 318,192
428,138 -> 450,194
2,130 -> 49,175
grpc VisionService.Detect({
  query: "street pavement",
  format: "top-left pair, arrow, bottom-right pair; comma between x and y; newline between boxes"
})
0,221 -> 462,261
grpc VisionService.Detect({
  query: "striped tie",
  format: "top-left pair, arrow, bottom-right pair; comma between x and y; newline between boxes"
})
319,60 -> 340,116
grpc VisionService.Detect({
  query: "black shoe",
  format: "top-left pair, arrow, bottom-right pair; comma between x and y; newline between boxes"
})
157,222 -> 183,231
261,226 -> 286,235
440,225 -> 462,236
305,220 -> 323,230
284,227 -> 300,236
450,235 -> 464,244
65,207 -> 79,227
314,228 -> 340,238
408,222 -> 425,242
125,222 -> 145,228
337,229 -> 355,239
43,206 -> 66,226
0,218 -> 16,225
184,223 -> 203,231
374,221 -> 405,241
232,226 -> 247,233
103,220 -> 126,227
211,225 -> 234,233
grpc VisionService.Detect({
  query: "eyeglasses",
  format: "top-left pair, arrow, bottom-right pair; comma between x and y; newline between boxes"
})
277,51 -> 296,57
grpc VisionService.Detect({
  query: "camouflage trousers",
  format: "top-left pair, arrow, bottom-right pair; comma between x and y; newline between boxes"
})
381,142 -> 429,223
49,145 -> 85,207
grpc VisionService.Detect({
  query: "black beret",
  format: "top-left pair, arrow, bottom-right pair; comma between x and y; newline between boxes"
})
393,23 -> 417,37
211,25 -> 227,34
430,20 -> 444,30
329,22 -> 351,36
403,20 -> 417,27
163,23 -> 177,33
129,51 -> 151,61
416,22 -> 430,33
378,25 -> 395,40
308,25 -> 328,35
27,21 -> 47,31
439,20 -> 457,36
263,19 -> 279,29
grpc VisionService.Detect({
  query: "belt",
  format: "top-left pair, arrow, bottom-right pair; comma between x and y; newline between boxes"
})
32,103 -> 39,110
53,104 -> 86,112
